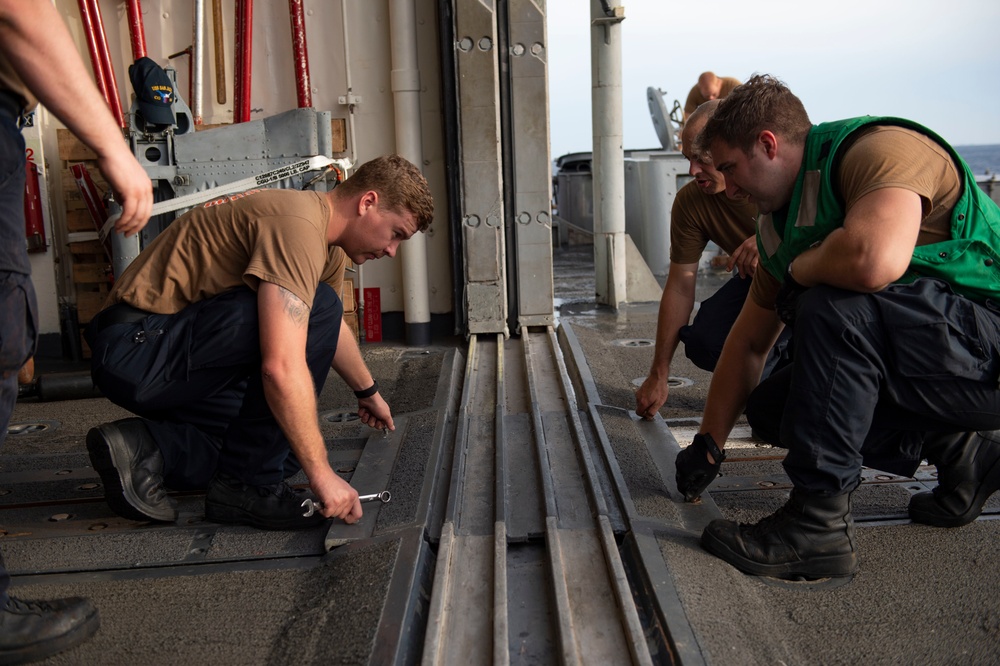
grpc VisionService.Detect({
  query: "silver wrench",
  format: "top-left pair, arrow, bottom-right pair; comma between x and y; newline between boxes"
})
300,490 -> 392,517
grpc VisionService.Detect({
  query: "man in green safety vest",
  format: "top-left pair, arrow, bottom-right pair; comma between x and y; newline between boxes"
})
673,73 -> 1000,581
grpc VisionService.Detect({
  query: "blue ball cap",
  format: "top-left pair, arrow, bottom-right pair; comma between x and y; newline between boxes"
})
128,57 -> 175,127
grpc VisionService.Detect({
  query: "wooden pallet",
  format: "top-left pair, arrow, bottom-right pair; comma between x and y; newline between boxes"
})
343,277 -> 358,341
58,129 -> 113,358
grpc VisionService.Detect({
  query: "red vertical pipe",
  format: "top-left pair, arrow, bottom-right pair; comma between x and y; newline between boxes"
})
125,0 -> 148,60
76,0 -> 111,104
87,0 -> 126,128
24,160 -> 46,253
288,0 -> 311,108
233,0 -> 253,123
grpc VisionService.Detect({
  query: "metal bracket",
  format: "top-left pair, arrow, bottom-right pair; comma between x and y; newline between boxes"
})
592,6 -> 626,44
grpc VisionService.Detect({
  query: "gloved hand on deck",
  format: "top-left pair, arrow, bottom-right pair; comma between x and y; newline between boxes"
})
675,433 -> 726,502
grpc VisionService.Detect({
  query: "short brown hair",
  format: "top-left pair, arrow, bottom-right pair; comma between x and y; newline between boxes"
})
338,154 -> 434,231
699,74 -> 812,156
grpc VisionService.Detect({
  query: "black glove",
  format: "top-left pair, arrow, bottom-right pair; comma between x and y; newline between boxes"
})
774,263 -> 808,326
675,433 -> 726,502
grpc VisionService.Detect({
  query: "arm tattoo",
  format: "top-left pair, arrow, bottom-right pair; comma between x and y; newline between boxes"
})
279,287 -> 310,328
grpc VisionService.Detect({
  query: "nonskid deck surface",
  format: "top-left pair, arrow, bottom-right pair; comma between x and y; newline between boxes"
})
3,346 -> 463,664
4,245 -> 1000,663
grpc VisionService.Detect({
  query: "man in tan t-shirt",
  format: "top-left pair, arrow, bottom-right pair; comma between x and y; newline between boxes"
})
682,72 -> 740,122
674,74 -> 1000,582
85,155 -> 434,533
635,100 -> 761,419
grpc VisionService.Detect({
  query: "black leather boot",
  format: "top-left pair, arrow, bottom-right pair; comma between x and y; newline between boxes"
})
205,473 -> 326,530
909,430 -> 1000,527
0,595 -> 99,664
87,418 -> 177,522
701,488 -> 858,579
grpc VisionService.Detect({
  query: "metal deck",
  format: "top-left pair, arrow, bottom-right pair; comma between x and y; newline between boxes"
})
3,245 -> 1000,664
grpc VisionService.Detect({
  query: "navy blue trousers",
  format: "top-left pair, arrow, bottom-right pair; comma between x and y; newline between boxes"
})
89,284 -> 342,489
0,114 -> 35,605
746,279 -> 1000,495
679,272 -> 791,375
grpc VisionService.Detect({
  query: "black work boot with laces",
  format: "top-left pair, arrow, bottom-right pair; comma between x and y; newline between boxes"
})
205,472 -> 326,530
0,595 -> 99,664
909,430 -> 1000,527
701,488 -> 858,579
87,418 -> 177,522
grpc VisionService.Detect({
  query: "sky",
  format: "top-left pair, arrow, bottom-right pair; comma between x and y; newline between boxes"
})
547,0 -> 1000,159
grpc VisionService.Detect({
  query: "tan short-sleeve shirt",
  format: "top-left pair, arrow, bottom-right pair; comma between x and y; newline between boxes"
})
110,189 -> 347,313
670,181 -> 758,265
683,77 -> 741,119
750,125 -> 961,309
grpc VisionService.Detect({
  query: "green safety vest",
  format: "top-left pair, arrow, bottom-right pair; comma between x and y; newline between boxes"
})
757,116 -> 1000,305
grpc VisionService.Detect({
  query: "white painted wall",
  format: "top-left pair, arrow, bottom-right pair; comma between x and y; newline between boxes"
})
41,0 -> 452,331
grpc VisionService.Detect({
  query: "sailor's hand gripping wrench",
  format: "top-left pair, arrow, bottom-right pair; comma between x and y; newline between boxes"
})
301,490 -> 392,517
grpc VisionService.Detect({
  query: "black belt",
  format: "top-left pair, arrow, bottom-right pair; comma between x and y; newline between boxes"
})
88,303 -> 151,336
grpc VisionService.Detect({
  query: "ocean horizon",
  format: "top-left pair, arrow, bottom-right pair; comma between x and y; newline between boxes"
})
955,144 -> 1000,175
553,144 -> 1000,177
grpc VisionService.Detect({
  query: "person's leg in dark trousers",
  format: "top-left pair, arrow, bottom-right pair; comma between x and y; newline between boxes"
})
90,284 -> 342,489
679,271 -> 792,376
747,365 -> 957,476
701,279 -> 1000,579
89,289 -> 262,489
0,118 -> 99,659
0,114 -> 34,613
0,271 -> 37,611
757,280 -> 1000,495
679,272 -> 750,371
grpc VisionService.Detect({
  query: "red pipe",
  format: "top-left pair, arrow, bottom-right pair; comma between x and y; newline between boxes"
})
76,0 -> 110,106
288,0 -> 311,108
125,0 -> 148,61
24,159 -> 46,253
86,0 -> 126,128
234,0 -> 253,123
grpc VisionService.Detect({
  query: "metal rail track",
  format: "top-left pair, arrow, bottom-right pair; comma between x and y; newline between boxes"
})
422,330 -> 651,665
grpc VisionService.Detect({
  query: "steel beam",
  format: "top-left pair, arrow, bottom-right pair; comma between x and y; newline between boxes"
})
452,0 -> 508,336
506,0 -> 555,330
